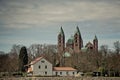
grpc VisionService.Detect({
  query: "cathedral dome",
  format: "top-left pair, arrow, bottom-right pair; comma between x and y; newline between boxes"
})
67,36 -> 74,44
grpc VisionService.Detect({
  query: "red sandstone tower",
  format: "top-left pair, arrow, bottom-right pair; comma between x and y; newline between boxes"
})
93,35 -> 98,52
73,26 -> 83,53
57,27 -> 65,55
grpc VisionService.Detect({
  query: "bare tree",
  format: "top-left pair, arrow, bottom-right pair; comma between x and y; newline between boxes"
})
10,44 -> 23,54
28,44 -> 45,59
100,45 -> 108,57
114,41 -> 120,54
8,52 -> 19,72
0,51 -> 19,72
0,53 -> 9,72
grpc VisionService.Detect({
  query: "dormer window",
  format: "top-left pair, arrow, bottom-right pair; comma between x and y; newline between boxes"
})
41,60 -> 45,63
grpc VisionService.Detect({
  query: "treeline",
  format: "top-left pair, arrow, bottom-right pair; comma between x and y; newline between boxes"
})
0,41 -> 120,76
0,44 -> 57,72
74,41 -> 120,76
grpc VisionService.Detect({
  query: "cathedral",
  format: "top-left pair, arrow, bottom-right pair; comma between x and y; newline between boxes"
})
57,26 -> 98,67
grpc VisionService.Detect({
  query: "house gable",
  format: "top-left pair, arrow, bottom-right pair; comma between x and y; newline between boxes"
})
28,57 -> 53,76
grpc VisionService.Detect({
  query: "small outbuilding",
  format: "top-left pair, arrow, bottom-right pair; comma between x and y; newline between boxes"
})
53,67 -> 77,76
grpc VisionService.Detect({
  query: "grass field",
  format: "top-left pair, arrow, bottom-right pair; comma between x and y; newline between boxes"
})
0,77 -> 120,80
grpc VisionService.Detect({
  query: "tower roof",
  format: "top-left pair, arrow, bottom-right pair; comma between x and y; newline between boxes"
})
75,26 -> 81,35
94,35 -> 98,40
95,35 -> 97,39
59,26 -> 65,36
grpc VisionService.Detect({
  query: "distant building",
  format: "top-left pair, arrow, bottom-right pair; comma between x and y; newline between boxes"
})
27,57 -> 77,76
57,26 -> 98,66
57,26 -> 83,54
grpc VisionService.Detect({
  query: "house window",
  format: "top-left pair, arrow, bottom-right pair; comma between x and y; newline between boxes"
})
45,72 -> 47,75
66,72 -> 68,75
60,72 -> 62,75
56,72 -> 58,76
45,65 -> 47,69
38,65 -> 40,69
41,60 -> 45,63
73,72 -> 74,75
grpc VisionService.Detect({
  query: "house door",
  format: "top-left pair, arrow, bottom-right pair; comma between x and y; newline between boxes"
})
55,72 -> 58,76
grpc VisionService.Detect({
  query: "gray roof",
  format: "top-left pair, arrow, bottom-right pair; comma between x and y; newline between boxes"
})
59,27 -> 65,36
67,36 -> 74,44
75,26 -> 81,35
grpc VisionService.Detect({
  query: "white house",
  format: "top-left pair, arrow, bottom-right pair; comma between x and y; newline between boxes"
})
27,56 -> 77,76
27,57 -> 53,76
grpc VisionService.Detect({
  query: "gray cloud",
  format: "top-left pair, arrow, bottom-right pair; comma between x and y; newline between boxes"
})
0,0 -> 120,28
0,0 -> 120,52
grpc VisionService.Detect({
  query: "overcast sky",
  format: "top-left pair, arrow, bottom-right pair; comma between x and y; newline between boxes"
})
0,0 -> 120,52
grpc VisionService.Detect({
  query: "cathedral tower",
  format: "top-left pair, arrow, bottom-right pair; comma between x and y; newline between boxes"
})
93,35 -> 98,52
57,27 -> 65,54
73,26 -> 83,53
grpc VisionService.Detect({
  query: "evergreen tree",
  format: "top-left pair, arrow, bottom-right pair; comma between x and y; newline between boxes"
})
19,46 -> 28,72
